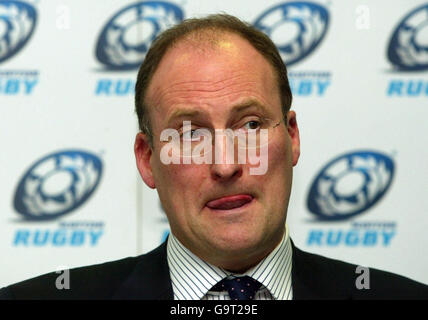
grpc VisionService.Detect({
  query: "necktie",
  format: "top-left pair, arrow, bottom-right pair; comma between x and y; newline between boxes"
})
211,276 -> 262,300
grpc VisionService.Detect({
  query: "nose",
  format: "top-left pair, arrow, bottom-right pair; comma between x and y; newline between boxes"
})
211,162 -> 243,181
210,134 -> 243,181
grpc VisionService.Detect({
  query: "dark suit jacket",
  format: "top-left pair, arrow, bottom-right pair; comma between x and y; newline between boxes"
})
1,240 -> 427,300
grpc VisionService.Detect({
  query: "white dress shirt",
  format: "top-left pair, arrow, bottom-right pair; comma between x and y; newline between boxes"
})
167,226 -> 293,300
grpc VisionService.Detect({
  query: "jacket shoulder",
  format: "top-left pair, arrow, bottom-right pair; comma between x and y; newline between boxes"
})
292,245 -> 428,299
0,256 -> 138,300
0,243 -> 168,300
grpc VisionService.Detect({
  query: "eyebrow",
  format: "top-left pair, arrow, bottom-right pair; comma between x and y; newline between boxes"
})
230,99 -> 270,115
166,109 -> 205,126
166,99 -> 271,125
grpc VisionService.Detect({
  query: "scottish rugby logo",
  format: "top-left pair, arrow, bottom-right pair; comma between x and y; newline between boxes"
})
307,151 -> 395,221
253,1 -> 329,66
387,4 -> 428,71
0,0 -> 37,64
95,1 -> 184,70
14,150 -> 103,221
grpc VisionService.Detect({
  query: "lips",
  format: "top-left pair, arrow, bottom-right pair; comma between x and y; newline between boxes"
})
206,194 -> 253,210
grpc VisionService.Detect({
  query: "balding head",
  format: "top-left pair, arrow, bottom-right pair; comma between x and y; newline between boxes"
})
134,14 -> 292,145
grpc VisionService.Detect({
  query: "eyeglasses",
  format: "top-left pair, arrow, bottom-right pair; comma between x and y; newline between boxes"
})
159,116 -> 287,160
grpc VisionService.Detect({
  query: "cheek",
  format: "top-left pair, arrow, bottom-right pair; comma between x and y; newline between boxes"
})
265,135 -> 293,190
271,132 -> 292,166
154,160 -> 209,205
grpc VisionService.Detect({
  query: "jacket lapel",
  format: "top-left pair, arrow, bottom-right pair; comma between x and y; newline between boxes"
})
112,241 -> 173,300
112,237 -> 353,300
290,239 -> 351,300
291,239 -> 323,300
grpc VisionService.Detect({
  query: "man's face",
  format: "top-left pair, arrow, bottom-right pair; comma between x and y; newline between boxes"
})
135,33 -> 300,271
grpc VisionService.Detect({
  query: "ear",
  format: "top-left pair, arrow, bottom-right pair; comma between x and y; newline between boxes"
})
134,132 -> 156,189
286,110 -> 300,166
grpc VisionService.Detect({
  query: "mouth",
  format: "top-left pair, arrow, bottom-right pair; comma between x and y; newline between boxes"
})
206,194 -> 254,211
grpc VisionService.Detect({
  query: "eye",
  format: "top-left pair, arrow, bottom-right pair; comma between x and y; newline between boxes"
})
182,128 -> 204,141
243,120 -> 261,131
182,129 -> 195,141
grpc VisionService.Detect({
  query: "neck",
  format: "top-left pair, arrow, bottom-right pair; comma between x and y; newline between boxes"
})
217,232 -> 285,273
175,226 -> 286,274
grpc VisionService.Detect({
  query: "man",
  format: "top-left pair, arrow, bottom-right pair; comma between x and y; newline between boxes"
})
1,14 -> 427,300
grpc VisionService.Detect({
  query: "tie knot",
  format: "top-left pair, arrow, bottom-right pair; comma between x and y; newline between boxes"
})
211,276 -> 262,300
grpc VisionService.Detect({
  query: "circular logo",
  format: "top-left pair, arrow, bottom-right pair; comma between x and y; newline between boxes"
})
0,0 -> 37,64
95,1 -> 184,70
14,150 -> 103,221
253,1 -> 329,66
387,4 -> 428,71
307,151 -> 395,221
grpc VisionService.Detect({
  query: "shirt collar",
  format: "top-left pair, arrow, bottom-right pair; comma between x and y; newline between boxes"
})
167,226 -> 292,300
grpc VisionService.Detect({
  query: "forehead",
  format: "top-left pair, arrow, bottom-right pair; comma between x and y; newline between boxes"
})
146,32 -> 281,124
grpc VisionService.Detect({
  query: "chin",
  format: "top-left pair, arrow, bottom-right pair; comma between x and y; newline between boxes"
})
205,236 -> 267,272
211,231 -> 261,254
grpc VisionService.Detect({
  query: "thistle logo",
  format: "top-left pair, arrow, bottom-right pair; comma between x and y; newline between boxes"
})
13,150 -> 103,221
0,0 -> 37,64
387,3 -> 428,71
307,151 -> 395,221
0,1 -> 38,95
95,1 -> 184,70
254,1 -> 329,67
253,2 -> 331,97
